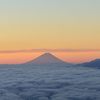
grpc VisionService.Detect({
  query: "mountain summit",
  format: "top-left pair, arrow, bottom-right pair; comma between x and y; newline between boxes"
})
26,53 -> 67,65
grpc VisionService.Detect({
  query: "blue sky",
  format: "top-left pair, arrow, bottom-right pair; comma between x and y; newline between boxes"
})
1,0 -> 99,14
0,0 -> 100,22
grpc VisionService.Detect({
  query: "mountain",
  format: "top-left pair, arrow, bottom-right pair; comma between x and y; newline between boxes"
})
25,53 -> 68,65
80,59 -> 100,68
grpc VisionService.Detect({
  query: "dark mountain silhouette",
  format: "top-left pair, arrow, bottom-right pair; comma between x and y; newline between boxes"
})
25,53 -> 69,65
80,59 -> 100,68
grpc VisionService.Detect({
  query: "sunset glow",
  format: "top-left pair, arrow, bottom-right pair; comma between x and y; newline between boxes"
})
0,0 -> 100,64
0,51 -> 100,64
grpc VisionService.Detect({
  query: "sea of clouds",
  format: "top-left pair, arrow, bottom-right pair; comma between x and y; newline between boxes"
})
0,64 -> 100,100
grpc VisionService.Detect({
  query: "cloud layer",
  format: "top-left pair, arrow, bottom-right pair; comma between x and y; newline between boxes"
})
0,64 -> 100,100
0,49 -> 100,53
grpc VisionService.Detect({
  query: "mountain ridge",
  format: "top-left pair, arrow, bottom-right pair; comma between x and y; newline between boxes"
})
79,59 -> 100,68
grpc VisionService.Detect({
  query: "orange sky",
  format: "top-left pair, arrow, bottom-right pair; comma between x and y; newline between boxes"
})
0,0 -> 100,64
0,51 -> 100,64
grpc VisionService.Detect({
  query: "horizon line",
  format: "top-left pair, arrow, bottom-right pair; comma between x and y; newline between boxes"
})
0,49 -> 100,53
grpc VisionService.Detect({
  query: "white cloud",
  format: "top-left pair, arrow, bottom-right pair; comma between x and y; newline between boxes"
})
0,64 -> 100,100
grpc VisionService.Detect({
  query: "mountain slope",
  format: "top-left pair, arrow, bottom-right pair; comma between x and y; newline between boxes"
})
25,53 -> 68,65
80,59 -> 100,68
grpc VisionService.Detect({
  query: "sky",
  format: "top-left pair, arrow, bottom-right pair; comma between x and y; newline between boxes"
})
0,0 -> 100,64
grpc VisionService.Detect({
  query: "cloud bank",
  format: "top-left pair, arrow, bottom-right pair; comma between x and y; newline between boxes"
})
0,49 -> 100,53
0,64 -> 100,100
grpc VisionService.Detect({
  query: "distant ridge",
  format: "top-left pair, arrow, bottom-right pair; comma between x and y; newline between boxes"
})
25,53 -> 68,65
80,59 -> 100,68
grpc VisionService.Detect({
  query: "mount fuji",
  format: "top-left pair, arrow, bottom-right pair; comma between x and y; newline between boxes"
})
25,53 -> 70,65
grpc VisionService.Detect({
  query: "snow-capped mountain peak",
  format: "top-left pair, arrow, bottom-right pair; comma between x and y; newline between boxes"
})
25,53 -> 67,65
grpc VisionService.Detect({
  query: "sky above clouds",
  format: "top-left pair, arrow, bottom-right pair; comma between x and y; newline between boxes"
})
0,0 -> 100,63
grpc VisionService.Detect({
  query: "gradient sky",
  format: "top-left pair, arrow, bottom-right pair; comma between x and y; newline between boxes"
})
0,0 -> 100,64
